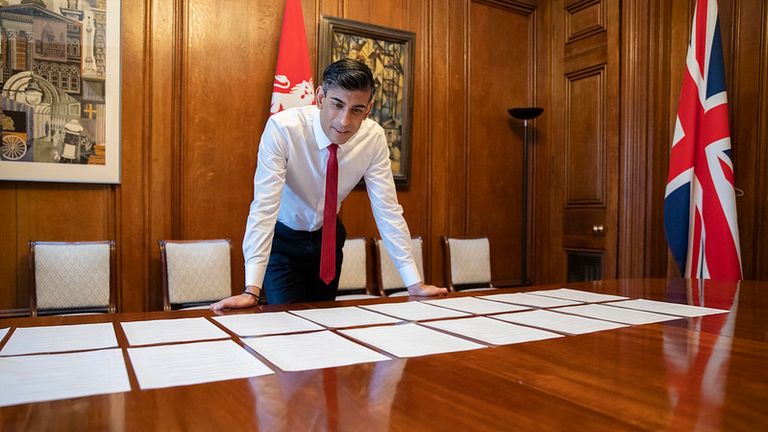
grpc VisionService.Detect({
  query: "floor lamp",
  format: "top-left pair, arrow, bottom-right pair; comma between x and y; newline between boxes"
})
507,107 -> 543,286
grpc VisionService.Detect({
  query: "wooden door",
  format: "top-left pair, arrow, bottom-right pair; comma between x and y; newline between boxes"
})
552,0 -> 620,282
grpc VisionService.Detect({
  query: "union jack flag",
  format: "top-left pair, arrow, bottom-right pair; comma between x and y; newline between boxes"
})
664,0 -> 742,280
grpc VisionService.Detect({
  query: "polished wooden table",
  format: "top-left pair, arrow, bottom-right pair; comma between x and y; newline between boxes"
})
1,279 -> 766,431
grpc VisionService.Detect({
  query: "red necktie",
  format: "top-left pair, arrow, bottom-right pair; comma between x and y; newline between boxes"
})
320,144 -> 338,285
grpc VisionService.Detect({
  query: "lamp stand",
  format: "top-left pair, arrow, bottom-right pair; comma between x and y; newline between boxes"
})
508,107 -> 543,286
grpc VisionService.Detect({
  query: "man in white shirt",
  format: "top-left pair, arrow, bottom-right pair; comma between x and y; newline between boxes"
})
211,59 -> 446,310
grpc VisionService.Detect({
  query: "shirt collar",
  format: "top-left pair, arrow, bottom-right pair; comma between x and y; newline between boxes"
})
312,108 -> 333,151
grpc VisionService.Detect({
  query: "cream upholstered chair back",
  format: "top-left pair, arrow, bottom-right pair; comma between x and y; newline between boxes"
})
336,237 -> 378,300
29,241 -> 116,317
441,236 -> 494,292
338,238 -> 367,291
160,239 -> 232,310
375,237 -> 425,297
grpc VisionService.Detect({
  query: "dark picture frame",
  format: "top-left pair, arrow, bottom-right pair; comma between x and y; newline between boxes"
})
319,16 -> 415,188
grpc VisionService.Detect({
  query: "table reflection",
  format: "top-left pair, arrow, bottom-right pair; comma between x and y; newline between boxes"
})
249,359 -> 406,431
663,279 -> 739,430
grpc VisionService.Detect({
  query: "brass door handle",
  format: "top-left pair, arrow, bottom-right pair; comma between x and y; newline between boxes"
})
592,224 -> 605,234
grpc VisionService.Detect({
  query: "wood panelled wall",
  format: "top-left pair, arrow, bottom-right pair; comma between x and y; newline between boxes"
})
1,0 -> 766,314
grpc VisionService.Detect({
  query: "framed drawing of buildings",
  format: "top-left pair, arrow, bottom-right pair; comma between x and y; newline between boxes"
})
319,16 -> 415,188
0,0 -> 121,183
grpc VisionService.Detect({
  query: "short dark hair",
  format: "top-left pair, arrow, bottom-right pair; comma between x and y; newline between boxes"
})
322,59 -> 376,99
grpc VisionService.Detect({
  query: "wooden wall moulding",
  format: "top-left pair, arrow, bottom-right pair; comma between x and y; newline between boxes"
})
565,0 -> 605,44
471,0 -> 536,15
466,0 -> 538,287
564,64 -> 606,207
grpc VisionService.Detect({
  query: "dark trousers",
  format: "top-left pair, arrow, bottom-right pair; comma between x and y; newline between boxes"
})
262,220 -> 346,305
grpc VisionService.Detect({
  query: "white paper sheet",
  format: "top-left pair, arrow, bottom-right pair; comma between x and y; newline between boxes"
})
120,317 -> 230,346
243,330 -> 389,372
359,302 -> 470,321
422,316 -> 563,346
0,323 -> 117,356
493,310 -> 627,335
605,299 -> 729,317
289,306 -> 401,328
421,297 -> 531,315
0,327 -> 8,343
212,312 -> 324,336
480,293 -> 582,308
0,348 -> 130,407
127,340 -> 273,390
556,304 -> 681,325
527,288 -> 628,303
340,323 -> 485,358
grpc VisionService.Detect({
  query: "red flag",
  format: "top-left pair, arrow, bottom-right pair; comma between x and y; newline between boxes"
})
663,0 -> 741,280
270,0 -> 316,115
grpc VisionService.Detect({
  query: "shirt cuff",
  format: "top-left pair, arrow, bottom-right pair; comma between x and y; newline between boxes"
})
397,262 -> 422,288
244,262 -> 266,288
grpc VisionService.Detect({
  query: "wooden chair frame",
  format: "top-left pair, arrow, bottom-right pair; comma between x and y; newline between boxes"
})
29,240 -> 117,317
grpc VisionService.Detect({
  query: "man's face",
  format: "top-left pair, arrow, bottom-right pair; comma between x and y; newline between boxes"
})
316,85 -> 373,144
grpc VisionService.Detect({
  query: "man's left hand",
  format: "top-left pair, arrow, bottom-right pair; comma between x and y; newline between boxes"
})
407,282 -> 448,297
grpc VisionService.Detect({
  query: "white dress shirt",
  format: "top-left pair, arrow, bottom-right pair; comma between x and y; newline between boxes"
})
243,105 -> 421,289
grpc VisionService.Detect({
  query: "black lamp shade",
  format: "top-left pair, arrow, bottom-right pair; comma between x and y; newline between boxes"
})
508,107 -> 543,120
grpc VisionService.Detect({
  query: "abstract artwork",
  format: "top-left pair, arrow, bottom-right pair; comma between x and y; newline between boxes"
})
0,0 -> 120,183
319,16 -> 414,188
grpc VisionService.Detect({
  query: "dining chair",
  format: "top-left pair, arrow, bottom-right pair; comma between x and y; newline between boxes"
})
441,236 -> 496,292
29,240 -> 117,317
159,239 -> 233,310
336,237 -> 380,300
374,236 -> 425,297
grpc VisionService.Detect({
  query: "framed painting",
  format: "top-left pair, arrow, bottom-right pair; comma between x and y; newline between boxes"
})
0,0 -> 121,183
319,16 -> 415,188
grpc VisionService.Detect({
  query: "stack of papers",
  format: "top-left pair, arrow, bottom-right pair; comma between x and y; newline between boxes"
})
360,302 -> 470,321
423,316 -> 563,345
0,349 -> 130,407
527,288 -> 628,303
421,297 -> 530,315
480,293 -> 582,308
605,299 -> 729,317
289,306 -> 401,328
121,317 -> 229,346
0,323 -> 117,356
243,331 -> 389,371
127,340 -> 272,389
213,312 -> 323,336
493,310 -> 627,335
340,323 -> 485,358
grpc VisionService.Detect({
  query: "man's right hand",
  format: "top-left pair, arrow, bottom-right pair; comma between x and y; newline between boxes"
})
210,287 -> 261,312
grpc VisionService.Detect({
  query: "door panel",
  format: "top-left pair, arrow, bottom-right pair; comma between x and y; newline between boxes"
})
554,0 -> 619,281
